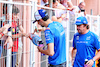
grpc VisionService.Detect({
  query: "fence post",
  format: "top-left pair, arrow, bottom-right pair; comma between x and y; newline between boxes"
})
48,0 -> 52,19
7,0 -> 12,67
30,1 -> 36,67
66,10 -> 70,67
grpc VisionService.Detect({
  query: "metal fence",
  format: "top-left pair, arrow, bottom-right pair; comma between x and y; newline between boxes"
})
0,0 -> 35,67
0,0 -> 100,67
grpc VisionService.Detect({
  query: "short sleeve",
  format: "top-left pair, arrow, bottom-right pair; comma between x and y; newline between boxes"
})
93,35 -> 100,50
44,29 -> 54,44
73,35 -> 76,49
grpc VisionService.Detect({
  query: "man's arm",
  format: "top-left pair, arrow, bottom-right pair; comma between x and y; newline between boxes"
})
18,22 -> 28,37
92,50 -> 100,61
0,32 -> 4,39
19,23 -> 24,33
37,43 -> 54,56
71,47 -> 77,65
4,36 -> 13,49
12,22 -> 27,38
52,13 -> 67,23
86,50 -> 100,67
11,33 -> 22,38
0,24 -> 11,39
37,28 -> 54,56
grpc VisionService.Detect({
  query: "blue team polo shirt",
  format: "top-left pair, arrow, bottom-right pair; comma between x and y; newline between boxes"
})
73,31 -> 100,67
44,21 -> 66,65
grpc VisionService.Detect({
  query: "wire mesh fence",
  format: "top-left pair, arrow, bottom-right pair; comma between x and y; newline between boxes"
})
0,0 -> 100,67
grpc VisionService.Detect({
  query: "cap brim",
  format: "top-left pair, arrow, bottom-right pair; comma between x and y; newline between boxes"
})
33,20 -> 37,23
74,23 -> 83,25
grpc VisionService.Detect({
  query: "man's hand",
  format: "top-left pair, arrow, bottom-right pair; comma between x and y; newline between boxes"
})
85,59 -> 94,67
61,13 -> 67,19
2,24 -> 11,34
27,33 -> 33,39
22,33 -> 29,38
37,46 -> 44,52
4,36 -> 13,49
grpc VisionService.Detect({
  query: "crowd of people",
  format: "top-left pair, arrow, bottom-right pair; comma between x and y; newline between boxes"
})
0,4 -> 28,67
0,0 -> 100,67
36,0 -> 100,67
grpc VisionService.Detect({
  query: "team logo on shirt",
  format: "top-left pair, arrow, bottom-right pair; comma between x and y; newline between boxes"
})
45,30 -> 51,41
76,36 -> 79,40
45,31 -> 50,36
86,36 -> 91,40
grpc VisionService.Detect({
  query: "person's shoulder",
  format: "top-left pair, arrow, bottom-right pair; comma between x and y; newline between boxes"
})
53,21 -> 63,26
48,21 -> 59,25
74,32 -> 79,36
47,21 -> 61,30
44,27 -> 52,35
89,31 -> 98,37
73,33 -> 79,39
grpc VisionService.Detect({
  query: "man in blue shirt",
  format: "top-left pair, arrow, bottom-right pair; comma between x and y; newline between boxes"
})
71,16 -> 100,67
33,9 -> 67,67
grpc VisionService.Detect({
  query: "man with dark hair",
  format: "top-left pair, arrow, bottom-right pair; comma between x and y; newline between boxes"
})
33,9 -> 67,67
71,16 -> 100,67
12,5 -> 20,15
10,5 -> 26,67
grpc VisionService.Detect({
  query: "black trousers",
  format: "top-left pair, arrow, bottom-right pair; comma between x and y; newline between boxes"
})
48,62 -> 66,67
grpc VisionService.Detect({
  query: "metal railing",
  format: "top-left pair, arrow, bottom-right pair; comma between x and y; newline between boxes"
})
0,0 -> 100,67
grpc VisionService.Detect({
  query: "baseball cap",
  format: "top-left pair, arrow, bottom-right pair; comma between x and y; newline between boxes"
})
75,16 -> 88,25
33,9 -> 48,23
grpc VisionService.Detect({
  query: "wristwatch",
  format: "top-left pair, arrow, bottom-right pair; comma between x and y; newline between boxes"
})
92,58 -> 95,62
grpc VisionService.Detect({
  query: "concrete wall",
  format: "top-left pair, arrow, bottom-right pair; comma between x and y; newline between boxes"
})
85,0 -> 97,15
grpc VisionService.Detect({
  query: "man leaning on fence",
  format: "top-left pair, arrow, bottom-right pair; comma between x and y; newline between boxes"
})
33,9 -> 67,67
71,16 -> 100,67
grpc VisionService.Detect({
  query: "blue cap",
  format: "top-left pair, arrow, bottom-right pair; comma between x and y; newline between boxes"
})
33,9 -> 48,23
75,16 -> 88,25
